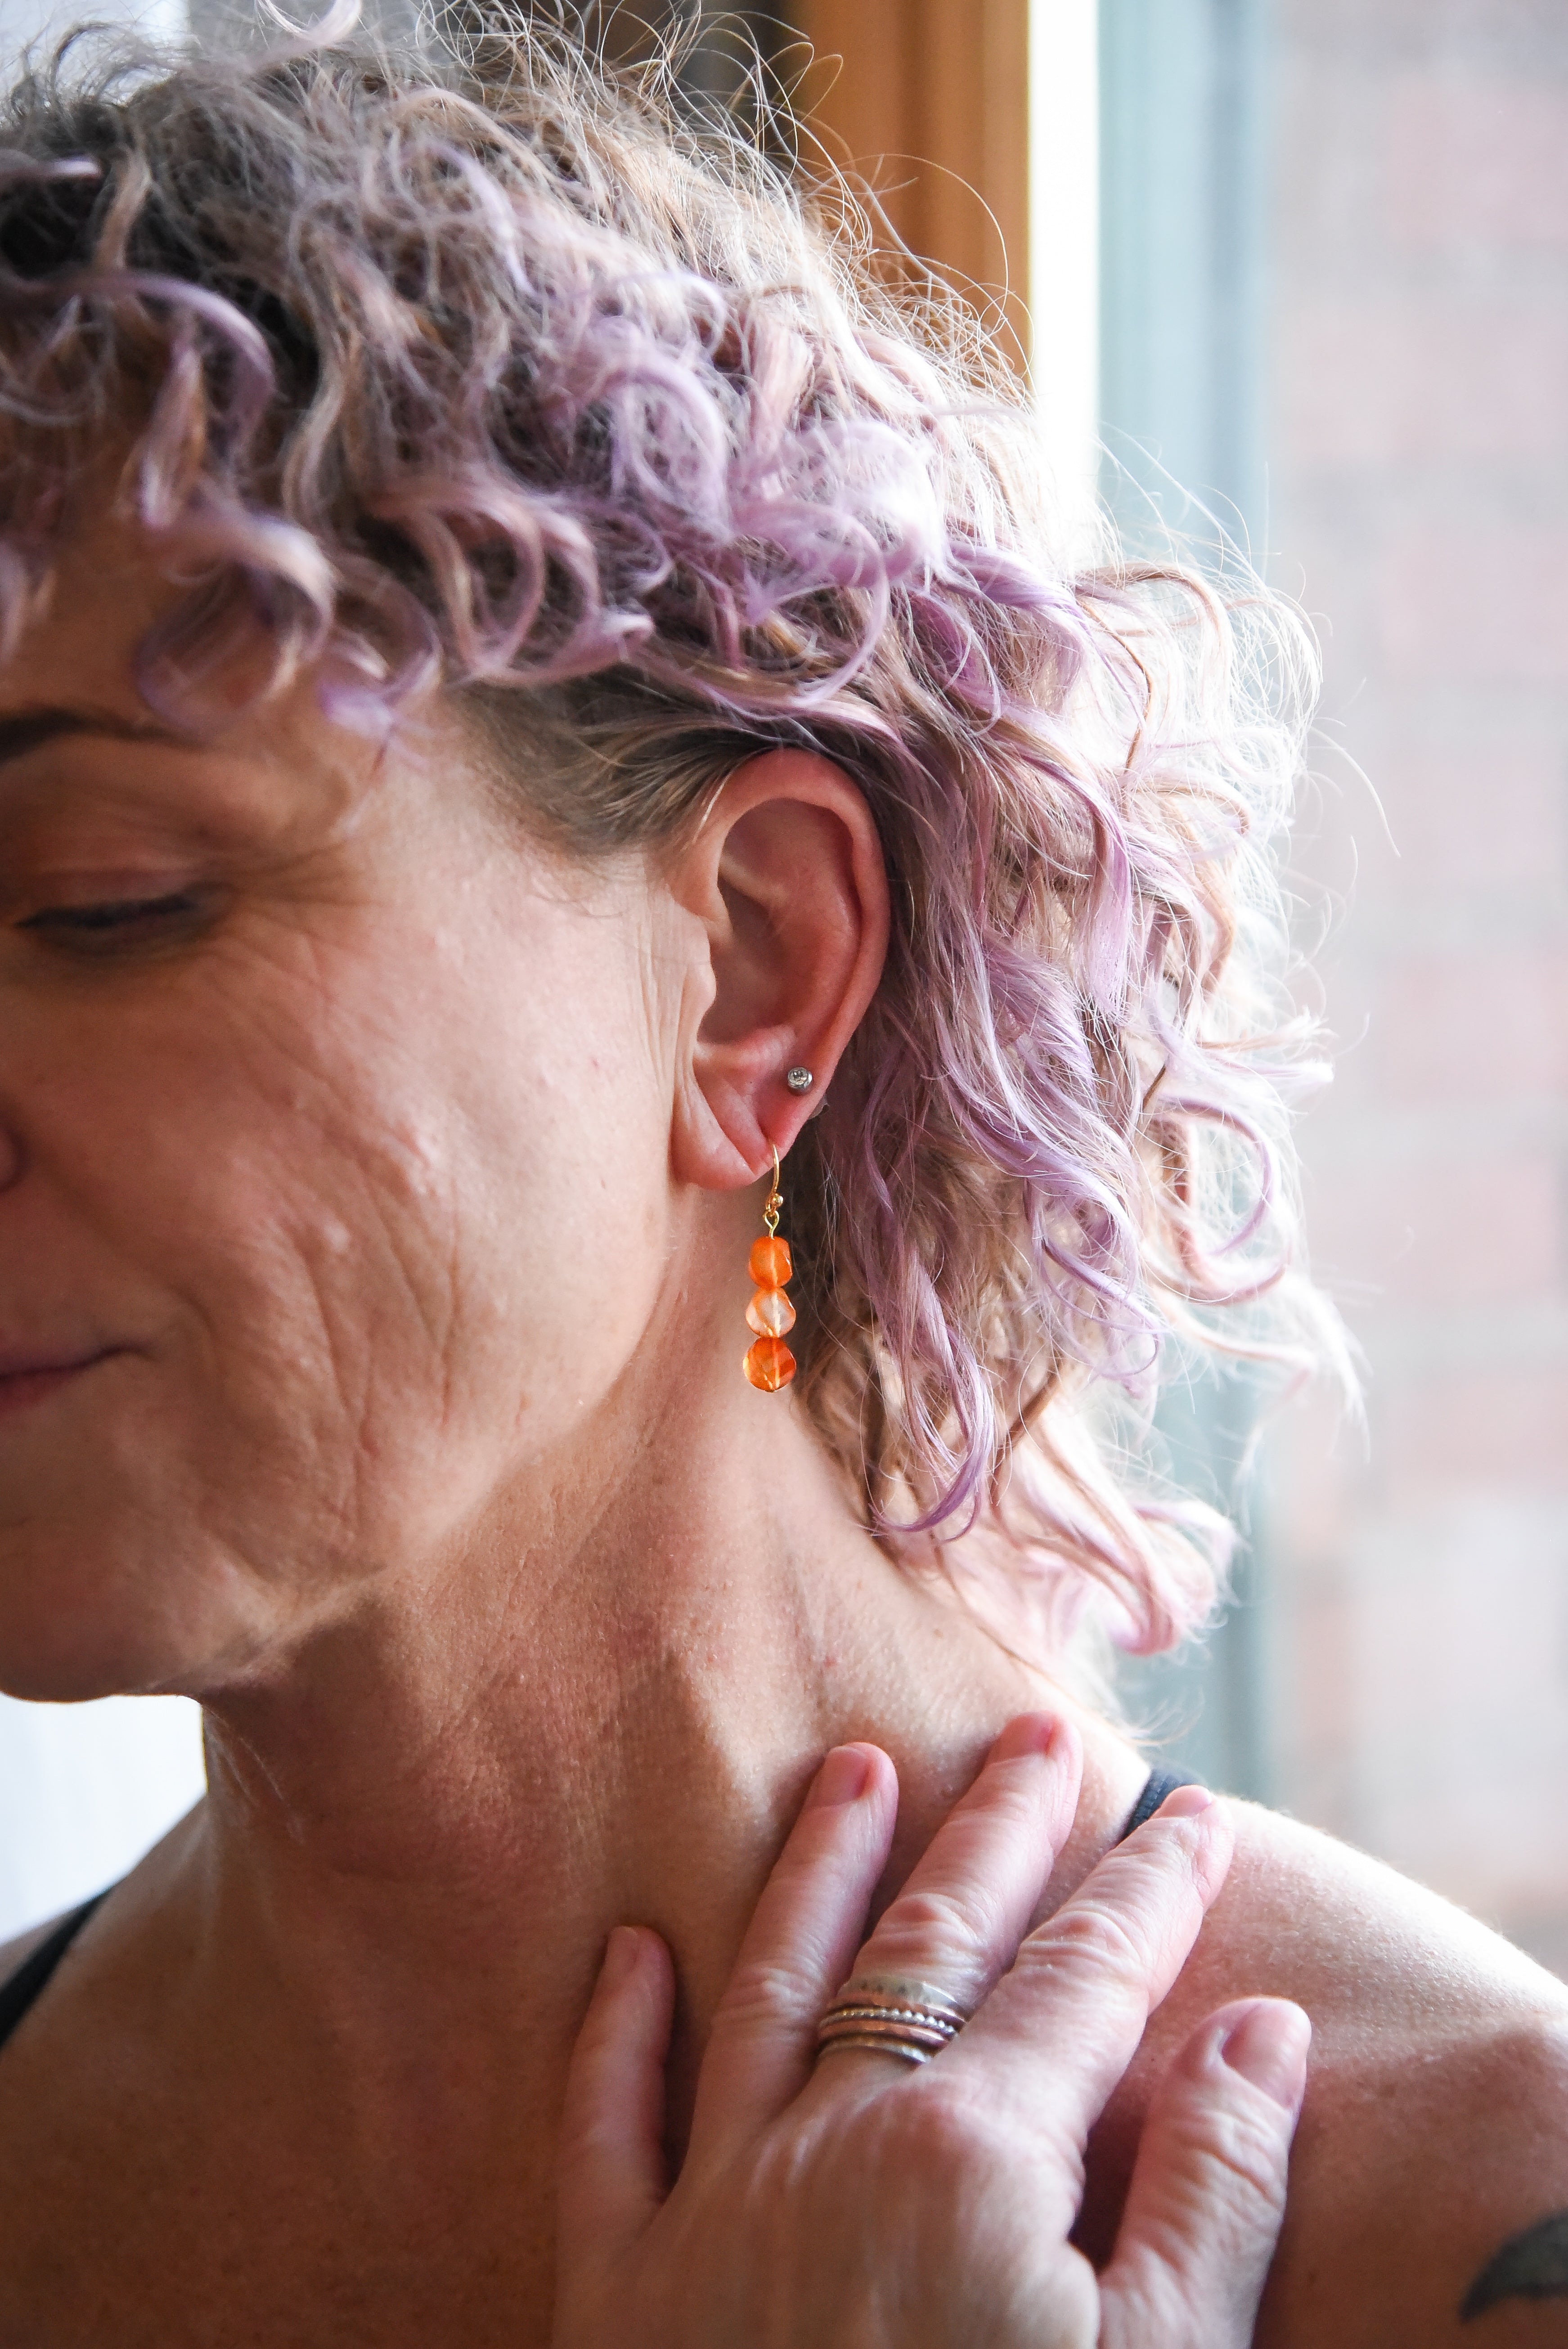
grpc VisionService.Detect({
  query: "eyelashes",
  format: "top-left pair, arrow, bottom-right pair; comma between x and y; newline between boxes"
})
14,888 -> 216,956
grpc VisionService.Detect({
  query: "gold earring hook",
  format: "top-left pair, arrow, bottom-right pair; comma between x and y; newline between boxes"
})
763,1141 -> 782,1237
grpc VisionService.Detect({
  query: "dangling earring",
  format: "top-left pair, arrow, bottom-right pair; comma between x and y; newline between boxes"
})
742,1142 -> 796,1392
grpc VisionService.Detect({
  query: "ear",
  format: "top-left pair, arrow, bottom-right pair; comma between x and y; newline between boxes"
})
665,749 -> 890,1190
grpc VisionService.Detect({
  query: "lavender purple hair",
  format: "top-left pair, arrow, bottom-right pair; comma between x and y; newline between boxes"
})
0,9 -> 1338,1652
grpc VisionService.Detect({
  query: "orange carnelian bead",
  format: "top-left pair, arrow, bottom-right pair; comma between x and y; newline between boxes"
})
746,1286 -> 797,1337
749,1235 -> 792,1288
743,1334 -> 797,1391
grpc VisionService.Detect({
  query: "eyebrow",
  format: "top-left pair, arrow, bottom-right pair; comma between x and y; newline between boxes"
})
0,706 -> 193,767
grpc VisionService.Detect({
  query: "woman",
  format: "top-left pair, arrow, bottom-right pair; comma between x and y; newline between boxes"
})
0,14 -> 1561,2345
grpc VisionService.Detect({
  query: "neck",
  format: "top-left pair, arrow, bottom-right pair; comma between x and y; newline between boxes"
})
166,1314 -> 1147,2163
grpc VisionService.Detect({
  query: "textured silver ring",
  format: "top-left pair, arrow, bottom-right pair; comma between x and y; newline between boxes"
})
815,1973 -> 971,2067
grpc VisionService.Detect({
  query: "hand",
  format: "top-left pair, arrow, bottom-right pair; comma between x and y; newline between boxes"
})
553,1714 -> 1310,2348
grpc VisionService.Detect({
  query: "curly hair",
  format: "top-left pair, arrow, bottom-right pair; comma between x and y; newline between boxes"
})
0,6 -> 1337,1653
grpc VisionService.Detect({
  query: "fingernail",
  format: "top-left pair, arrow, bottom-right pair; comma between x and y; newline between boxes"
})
601,1925 -> 644,1990
808,1744 -> 873,1809
1157,1783 -> 1216,1819
992,1711 -> 1070,1763
1221,2000 -> 1312,2111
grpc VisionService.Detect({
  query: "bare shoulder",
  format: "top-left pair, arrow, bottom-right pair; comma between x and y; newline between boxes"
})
1142,1802 -> 1568,2349
1219,1799 -> 1567,2024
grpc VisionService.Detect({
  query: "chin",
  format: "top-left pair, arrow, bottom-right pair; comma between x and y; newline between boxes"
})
0,1527 -> 258,1704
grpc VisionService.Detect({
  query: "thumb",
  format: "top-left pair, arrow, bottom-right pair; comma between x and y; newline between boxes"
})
555,1926 -> 676,2315
1099,1996 -> 1310,2349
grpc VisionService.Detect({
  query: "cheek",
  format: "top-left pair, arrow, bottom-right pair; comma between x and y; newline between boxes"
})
29,890 -> 666,1598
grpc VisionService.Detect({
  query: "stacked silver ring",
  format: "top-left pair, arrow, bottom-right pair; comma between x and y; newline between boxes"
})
815,1973 -> 971,2066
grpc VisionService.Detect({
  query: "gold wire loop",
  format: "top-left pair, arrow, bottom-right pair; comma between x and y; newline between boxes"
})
762,1141 -> 782,1236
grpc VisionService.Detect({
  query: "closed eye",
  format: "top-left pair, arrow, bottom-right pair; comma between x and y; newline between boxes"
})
16,889 -> 215,952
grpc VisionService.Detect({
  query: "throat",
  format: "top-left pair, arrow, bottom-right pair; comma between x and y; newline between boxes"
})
161,1424 -> 1146,2223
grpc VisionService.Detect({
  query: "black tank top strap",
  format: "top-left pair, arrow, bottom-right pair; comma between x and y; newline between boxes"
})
1117,1765 -> 1200,1843
0,1892 -> 108,2054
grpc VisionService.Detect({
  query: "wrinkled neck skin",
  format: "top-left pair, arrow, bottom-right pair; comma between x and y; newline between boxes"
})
172,1273 -> 1147,2158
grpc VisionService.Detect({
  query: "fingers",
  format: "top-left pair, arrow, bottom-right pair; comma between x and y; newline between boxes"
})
696,1713 -> 1081,2147
943,1787 -> 1234,2169
1100,1997 -> 1311,2349
556,1926 -> 677,2291
688,1741 -> 899,2156
845,1711 -> 1083,2005
802,1712 -> 1084,2101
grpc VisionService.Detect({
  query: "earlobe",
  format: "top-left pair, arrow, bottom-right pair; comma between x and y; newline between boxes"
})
667,750 -> 890,1191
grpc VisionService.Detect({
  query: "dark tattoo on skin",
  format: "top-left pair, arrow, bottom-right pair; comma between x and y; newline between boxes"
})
1461,2211 -> 1568,2322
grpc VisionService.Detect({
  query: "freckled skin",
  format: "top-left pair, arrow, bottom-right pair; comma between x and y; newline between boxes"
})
0,529 -> 1565,2349
0,552 -> 669,1700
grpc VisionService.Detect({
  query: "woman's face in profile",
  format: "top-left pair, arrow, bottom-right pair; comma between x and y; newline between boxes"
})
0,529 -> 677,1702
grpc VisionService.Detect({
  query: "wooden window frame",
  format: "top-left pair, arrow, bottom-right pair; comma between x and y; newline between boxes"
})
789,0 -> 1032,372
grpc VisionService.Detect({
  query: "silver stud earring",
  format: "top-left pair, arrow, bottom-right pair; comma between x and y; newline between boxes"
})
785,1066 -> 815,1095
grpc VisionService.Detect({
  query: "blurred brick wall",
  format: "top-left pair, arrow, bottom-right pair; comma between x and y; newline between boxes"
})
1267,0 -> 1568,1970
